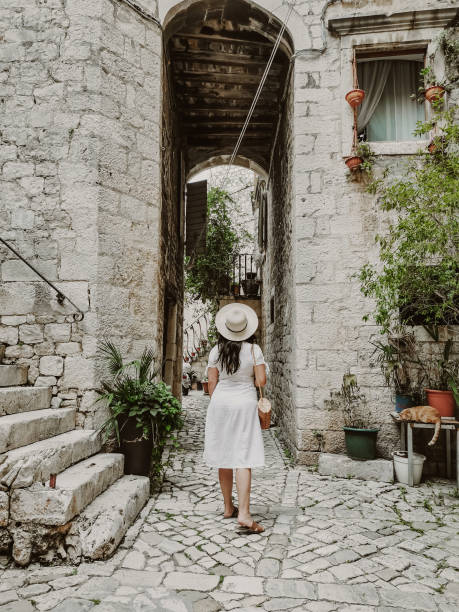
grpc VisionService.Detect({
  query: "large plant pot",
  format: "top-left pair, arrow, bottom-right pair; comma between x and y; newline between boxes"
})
182,386 -> 189,396
393,451 -> 425,485
117,415 -> 153,476
343,427 -> 379,460
202,381 -> 209,394
395,394 -> 415,414
425,389 -> 456,418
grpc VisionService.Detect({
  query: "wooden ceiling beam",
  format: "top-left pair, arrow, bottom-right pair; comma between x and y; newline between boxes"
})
170,50 -> 285,68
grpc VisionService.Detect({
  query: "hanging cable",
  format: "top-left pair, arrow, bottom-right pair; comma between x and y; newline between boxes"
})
219,3 -> 294,191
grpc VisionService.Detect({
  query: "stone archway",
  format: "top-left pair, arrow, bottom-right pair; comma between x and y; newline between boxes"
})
158,0 -> 296,432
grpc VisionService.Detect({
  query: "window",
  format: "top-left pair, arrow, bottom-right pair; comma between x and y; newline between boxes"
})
357,55 -> 426,142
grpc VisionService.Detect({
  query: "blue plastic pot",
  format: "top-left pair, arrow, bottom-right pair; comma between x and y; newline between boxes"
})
395,394 -> 415,413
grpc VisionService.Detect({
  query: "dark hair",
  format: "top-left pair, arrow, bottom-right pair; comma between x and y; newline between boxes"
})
217,333 -> 256,375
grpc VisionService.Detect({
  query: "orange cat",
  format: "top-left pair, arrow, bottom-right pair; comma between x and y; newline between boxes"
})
399,406 -> 442,446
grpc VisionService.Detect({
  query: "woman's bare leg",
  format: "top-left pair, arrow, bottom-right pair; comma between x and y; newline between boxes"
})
235,468 -> 263,531
219,468 -> 235,517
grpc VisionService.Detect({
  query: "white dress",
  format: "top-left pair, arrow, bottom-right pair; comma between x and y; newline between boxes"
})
203,342 -> 267,468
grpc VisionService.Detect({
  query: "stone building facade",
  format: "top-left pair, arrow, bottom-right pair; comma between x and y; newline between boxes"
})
1,0 -> 458,471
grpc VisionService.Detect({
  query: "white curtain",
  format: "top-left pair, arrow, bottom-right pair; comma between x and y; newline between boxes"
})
357,61 -> 392,133
358,60 -> 425,141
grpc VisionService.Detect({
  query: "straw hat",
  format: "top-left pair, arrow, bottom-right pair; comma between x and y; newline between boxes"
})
215,303 -> 259,341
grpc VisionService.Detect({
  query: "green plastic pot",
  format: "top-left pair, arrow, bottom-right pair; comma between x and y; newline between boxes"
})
343,427 -> 379,460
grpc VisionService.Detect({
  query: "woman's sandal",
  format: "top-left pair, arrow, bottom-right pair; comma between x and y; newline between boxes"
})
239,520 -> 265,533
223,506 -> 238,519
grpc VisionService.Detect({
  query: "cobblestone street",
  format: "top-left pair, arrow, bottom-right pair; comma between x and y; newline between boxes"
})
1,391 -> 459,611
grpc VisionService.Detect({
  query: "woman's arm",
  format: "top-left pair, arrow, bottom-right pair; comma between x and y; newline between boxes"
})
254,364 -> 266,387
208,367 -> 219,397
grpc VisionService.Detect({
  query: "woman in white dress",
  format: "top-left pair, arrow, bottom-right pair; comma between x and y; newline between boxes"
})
203,303 -> 267,533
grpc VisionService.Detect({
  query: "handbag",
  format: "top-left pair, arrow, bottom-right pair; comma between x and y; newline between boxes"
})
251,344 -> 271,430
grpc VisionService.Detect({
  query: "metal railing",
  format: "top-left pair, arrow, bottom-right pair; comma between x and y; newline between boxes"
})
0,237 -> 85,321
230,253 -> 261,299
183,312 -> 210,362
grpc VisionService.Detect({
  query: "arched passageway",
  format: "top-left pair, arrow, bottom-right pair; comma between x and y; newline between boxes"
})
163,0 -> 294,173
160,1 -> 295,445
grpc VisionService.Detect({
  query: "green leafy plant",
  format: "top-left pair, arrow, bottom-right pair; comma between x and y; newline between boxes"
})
370,328 -> 423,397
438,28 -> 459,84
340,373 -> 370,429
185,187 -> 252,304
356,141 -> 376,175
96,340 -> 183,450
411,66 -> 450,103
420,338 -> 459,394
359,104 -> 459,339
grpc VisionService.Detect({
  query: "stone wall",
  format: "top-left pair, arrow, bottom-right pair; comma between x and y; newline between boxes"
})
285,0 -> 458,466
0,0 -> 163,428
261,67 -> 296,455
160,39 -> 184,398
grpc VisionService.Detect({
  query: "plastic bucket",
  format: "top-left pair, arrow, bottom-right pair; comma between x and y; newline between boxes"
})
395,394 -> 415,413
393,451 -> 425,485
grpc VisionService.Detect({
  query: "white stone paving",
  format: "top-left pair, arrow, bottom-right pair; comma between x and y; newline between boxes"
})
0,391 -> 458,611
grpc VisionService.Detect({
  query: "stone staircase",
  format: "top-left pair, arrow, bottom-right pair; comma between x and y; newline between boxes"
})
0,364 -> 150,566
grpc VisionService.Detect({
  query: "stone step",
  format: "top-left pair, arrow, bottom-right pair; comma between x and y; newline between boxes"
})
71,474 -> 150,560
10,453 -> 125,525
0,365 -> 28,387
0,429 -> 102,489
0,386 -> 52,416
0,408 -> 75,454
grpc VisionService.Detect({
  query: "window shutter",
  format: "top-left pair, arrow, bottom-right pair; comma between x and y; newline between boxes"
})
185,180 -> 207,257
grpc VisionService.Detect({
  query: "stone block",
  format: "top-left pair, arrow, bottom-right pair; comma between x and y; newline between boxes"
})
44,323 -> 71,342
0,386 -> 51,416
75,474 -> 149,559
10,453 -> 124,525
0,325 -> 18,345
0,365 -> 28,387
55,342 -> 81,355
34,376 -> 57,387
19,324 -> 43,344
164,572 -> 219,592
2,315 -> 26,325
39,355 -> 64,376
318,453 -> 394,483
61,355 -> 94,389
0,407 -> 75,453
2,259 -> 57,282
0,491 -> 8,527
0,428 -> 101,489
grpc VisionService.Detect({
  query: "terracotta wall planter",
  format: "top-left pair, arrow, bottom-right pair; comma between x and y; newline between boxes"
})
345,89 -> 365,108
345,156 -> 363,172
424,85 -> 445,103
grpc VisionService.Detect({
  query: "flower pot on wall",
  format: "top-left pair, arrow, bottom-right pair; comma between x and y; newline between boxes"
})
345,156 -> 363,172
424,85 -> 445,103
345,89 -> 365,108
425,389 -> 456,418
343,427 -> 379,460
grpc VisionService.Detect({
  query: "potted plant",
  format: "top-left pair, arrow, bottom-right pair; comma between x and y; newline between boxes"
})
341,373 -> 379,460
419,66 -> 447,103
96,340 -> 183,476
202,376 -> 209,394
422,339 -> 458,418
189,369 -> 198,390
345,142 -> 375,174
370,329 -> 421,413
